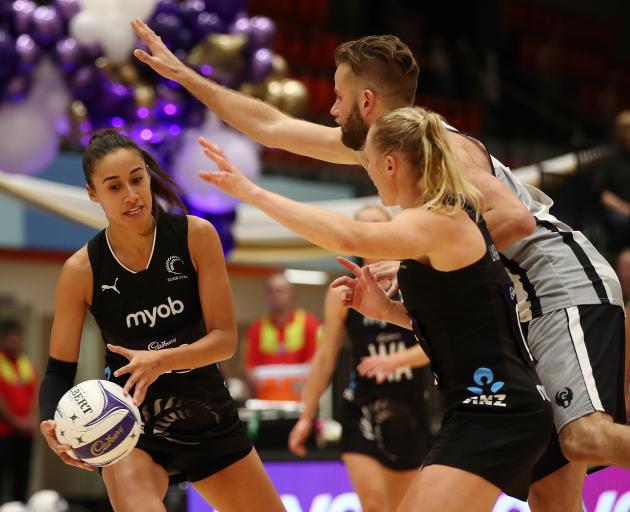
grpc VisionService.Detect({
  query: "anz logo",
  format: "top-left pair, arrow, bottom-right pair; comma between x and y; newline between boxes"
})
462,367 -> 507,407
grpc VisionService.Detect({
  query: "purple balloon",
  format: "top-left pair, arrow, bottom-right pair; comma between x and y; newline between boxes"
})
0,30 -> 18,79
71,66 -> 102,102
150,12 -> 184,47
55,0 -> 79,21
81,41 -> 104,60
229,16 -> 251,38
56,37 -> 82,70
155,0 -> 180,15
16,34 -> 39,68
193,12 -> 225,38
250,48 -> 273,81
210,0 -> 244,24
12,0 -> 36,34
0,2 -> 13,25
32,6 -> 63,47
179,0 -> 205,23
5,73 -> 31,103
249,16 -> 276,48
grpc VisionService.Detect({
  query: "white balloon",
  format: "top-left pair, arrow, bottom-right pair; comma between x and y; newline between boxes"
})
0,502 -> 28,512
27,490 -> 69,512
100,19 -> 137,63
0,100 -> 59,175
173,116 -> 261,214
115,0 -> 157,21
69,11 -> 103,45
78,0 -> 116,15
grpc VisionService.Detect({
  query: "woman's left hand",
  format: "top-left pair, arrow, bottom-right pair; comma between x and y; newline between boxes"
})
108,344 -> 163,406
197,137 -> 258,201
357,355 -> 396,384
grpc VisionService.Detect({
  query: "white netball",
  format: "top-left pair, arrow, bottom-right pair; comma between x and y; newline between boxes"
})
54,380 -> 141,467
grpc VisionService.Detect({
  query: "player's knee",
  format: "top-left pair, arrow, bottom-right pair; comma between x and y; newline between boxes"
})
559,417 -> 606,463
360,492 -> 386,512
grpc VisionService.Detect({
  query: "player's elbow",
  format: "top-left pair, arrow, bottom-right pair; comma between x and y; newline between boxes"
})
514,210 -> 536,238
335,232 -> 361,257
220,330 -> 238,360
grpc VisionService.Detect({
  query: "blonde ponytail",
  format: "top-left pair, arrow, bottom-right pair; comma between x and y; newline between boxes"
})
372,107 -> 482,216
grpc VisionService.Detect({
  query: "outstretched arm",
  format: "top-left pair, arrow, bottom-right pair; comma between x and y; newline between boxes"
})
288,287 -> 347,456
131,19 -> 357,165
198,137 -> 449,261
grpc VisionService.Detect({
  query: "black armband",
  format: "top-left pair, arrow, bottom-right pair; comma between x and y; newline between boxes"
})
39,356 -> 78,422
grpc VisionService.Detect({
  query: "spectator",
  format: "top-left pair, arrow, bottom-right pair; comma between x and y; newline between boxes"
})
0,320 -> 37,504
245,273 -> 320,400
596,110 -> 630,252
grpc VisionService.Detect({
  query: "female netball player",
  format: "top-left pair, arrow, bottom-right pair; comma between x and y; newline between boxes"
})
197,107 -> 554,511
38,130 -> 285,512
288,205 -> 430,512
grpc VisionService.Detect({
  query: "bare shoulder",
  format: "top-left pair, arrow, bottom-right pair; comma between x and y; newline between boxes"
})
63,245 -> 91,278
186,214 -> 220,242
445,131 -> 491,175
186,215 -> 224,265
59,245 -> 92,302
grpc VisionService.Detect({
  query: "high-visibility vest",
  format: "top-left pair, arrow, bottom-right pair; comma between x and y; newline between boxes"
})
0,352 -> 35,385
259,310 -> 307,354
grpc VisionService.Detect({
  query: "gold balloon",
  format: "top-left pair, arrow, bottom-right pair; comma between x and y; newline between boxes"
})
267,54 -> 288,81
239,81 -> 267,100
280,78 -> 309,116
70,100 -> 87,124
188,34 -> 247,82
134,84 -> 157,107
118,64 -> 141,86
263,79 -> 284,108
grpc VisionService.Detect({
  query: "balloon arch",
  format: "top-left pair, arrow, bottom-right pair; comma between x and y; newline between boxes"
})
0,0 -> 308,252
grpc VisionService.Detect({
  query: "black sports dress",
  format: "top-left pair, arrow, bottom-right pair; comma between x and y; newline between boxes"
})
88,213 -> 252,483
340,308 -> 429,470
397,209 -> 553,500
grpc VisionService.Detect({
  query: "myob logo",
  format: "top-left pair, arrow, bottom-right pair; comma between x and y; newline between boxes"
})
126,297 -> 184,328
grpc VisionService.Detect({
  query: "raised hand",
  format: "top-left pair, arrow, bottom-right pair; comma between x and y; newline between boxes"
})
131,19 -> 187,82
108,344 -> 163,406
331,257 -> 393,320
197,137 -> 258,201
40,420 -> 95,471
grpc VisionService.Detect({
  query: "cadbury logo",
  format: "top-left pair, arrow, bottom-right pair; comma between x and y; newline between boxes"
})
90,425 -> 125,456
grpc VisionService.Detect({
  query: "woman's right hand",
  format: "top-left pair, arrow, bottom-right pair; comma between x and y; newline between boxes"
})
331,257 -> 393,321
288,417 -> 312,457
40,420 -> 95,471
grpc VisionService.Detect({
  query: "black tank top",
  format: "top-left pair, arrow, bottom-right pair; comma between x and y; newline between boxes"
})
88,213 -> 238,444
397,209 -> 541,414
344,308 -> 425,406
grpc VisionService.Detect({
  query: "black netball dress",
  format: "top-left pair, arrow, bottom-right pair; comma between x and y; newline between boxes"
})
340,308 -> 430,470
397,209 -> 553,500
87,213 -> 252,483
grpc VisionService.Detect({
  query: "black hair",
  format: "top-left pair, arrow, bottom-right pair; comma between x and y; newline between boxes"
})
82,129 -> 186,217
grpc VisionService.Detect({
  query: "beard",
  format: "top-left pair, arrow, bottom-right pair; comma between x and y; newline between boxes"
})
340,103 -> 369,151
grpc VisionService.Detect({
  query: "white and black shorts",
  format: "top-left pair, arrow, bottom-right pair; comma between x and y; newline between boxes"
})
525,304 -> 626,432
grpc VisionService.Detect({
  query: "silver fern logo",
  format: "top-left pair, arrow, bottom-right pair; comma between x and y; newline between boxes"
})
165,255 -> 183,275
